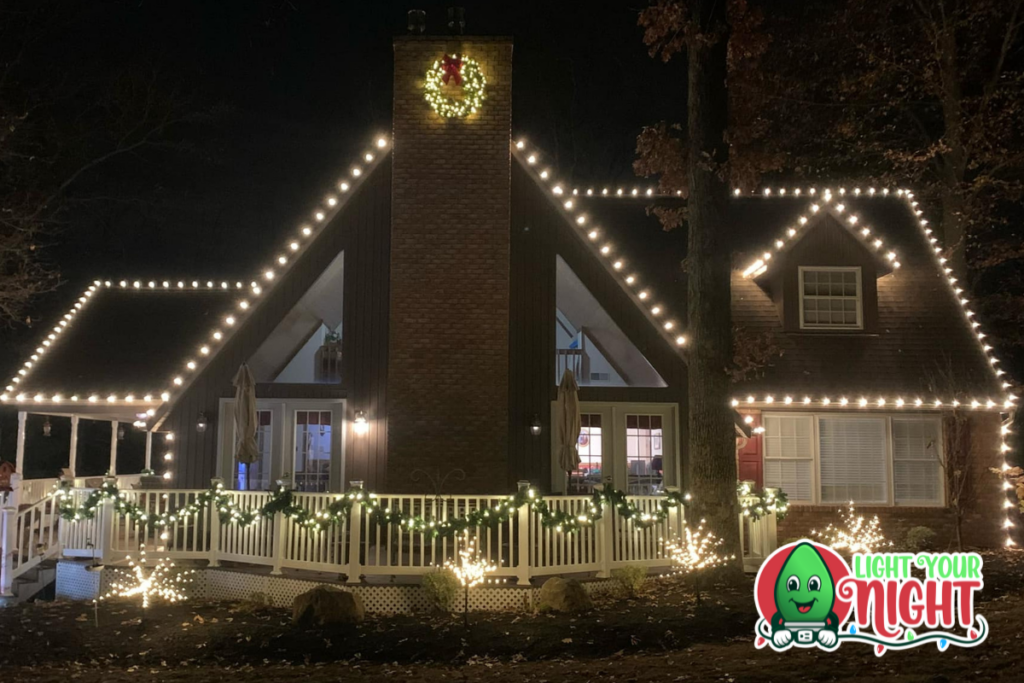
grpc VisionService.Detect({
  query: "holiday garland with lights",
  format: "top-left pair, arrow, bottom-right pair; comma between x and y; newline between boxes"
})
424,53 -> 486,118
54,480 -> 787,538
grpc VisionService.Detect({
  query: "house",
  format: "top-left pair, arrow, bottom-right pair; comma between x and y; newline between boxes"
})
1,32 -> 1013,554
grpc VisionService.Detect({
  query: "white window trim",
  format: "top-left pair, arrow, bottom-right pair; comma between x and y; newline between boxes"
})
762,412 -> 945,508
798,266 -> 864,331
550,401 -> 680,494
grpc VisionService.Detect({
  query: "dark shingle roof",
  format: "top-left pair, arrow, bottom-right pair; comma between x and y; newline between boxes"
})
6,284 -> 237,398
573,191 -> 1006,403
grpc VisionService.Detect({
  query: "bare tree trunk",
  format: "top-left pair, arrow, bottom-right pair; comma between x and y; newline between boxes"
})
686,0 -> 741,564
936,22 -> 968,275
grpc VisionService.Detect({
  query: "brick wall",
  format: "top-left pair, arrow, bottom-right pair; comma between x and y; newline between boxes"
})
387,36 -> 513,492
777,413 -> 1006,549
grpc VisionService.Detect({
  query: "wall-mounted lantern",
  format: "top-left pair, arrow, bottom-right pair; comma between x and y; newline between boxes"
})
353,410 -> 369,436
196,412 -> 209,433
530,415 -> 542,437
116,424 -> 125,441
42,417 -> 52,438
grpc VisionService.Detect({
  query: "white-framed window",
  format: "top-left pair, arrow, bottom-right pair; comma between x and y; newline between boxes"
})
762,412 -> 944,507
892,418 -> 943,505
799,266 -> 863,330
818,417 -> 887,504
763,415 -> 815,503
568,413 -> 604,495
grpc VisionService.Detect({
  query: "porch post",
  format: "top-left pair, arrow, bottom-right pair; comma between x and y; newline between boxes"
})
68,416 -> 80,479
515,480 -> 531,586
108,421 -> 118,476
208,478 -> 222,567
595,483 -> 613,578
144,431 -> 153,471
14,411 -> 27,475
346,480 -> 363,584
0,475 -> 21,596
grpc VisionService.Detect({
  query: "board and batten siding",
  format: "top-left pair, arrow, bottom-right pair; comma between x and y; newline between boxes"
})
509,163 -> 689,491
157,157 -> 392,490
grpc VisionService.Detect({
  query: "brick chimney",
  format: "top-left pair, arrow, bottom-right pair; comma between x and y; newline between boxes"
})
387,30 -> 513,492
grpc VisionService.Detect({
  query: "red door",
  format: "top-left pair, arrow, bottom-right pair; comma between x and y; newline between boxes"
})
736,410 -> 763,487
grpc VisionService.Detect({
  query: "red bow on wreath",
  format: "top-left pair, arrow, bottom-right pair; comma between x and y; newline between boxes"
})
441,54 -> 463,86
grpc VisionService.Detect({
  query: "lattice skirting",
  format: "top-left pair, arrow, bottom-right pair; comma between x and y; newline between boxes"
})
55,561 -> 620,614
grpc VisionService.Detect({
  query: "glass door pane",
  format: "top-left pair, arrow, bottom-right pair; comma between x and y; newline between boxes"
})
568,413 -> 604,494
625,414 -> 664,494
235,410 -> 273,491
294,409 -> 332,492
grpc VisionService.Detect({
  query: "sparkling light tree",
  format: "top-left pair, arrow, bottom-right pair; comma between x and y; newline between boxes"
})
97,545 -> 194,611
811,502 -> 892,554
663,519 -> 734,606
444,535 -> 497,626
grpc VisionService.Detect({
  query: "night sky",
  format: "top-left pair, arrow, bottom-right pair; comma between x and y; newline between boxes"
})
0,0 -> 687,464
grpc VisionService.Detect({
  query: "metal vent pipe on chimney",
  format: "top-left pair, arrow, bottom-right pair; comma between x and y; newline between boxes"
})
407,9 -> 426,34
447,7 -> 465,35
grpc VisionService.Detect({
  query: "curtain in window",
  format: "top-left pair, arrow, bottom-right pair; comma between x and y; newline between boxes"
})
893,418 -> 942,504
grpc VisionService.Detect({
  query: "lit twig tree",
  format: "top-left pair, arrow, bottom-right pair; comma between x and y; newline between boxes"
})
811,503 -> 892,555
663,519 -> 735,606
97,545 -> 193,613
444,535 -> 496,627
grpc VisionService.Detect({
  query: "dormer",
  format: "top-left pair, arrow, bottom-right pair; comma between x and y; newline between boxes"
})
750,206 -> 897,335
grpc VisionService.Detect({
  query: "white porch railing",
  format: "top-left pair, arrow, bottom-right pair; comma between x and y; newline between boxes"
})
4,481 -> 778,595
5,474 -> 145,508
0,486 -> 61,596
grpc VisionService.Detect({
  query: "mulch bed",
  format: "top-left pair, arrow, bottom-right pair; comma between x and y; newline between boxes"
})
2,550 -> 1024,682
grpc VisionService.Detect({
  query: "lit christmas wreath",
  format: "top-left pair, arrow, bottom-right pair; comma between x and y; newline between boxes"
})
424,54 -> 486,118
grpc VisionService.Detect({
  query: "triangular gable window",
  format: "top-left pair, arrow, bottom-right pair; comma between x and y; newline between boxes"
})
248,250 -> 345,384
555,255 -> 666,388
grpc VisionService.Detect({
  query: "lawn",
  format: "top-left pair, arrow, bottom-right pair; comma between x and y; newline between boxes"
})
2,551 -> 1023,682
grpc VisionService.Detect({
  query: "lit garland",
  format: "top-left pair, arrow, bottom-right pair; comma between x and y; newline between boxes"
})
811,502 -> 893,554
737,481 -> 789,521
54,480 -> 781,538
97,545 -> 193,609
424,54 -> 486,119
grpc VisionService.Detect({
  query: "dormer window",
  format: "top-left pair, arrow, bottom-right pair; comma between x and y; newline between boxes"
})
798,266 -> 863,330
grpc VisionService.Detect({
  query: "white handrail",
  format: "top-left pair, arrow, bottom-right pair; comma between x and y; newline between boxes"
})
1,490 -> 61,596
46,485 -> 778,585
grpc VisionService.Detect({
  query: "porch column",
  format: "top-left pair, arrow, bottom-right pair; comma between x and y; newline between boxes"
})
14,412 -> 26,474
68,415 -> 80,479
108,420 -> 118,476
144,431 -> 153,470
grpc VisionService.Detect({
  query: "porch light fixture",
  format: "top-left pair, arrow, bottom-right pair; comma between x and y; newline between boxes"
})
117,424 -> 126,441
196,412 -> 209,434
353,410 -> 369,436
530,415 -> 542,437
42,417 -> 52,438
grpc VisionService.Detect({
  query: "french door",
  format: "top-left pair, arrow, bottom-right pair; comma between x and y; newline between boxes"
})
553,402 -> 679,495
220,399 -> 346,491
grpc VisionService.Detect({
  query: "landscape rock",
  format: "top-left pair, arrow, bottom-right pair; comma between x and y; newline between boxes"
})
292,585 -> 365,625
537,577 -> 592,613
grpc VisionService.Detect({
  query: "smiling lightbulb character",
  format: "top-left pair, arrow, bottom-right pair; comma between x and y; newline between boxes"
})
770,542 -> 839,649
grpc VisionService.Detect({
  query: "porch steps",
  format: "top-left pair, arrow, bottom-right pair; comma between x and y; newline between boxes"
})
0,559 -> 57,606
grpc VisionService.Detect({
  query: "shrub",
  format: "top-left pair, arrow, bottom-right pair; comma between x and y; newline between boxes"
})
611,565 -> 648,597
422,568 -> 460,612
905,526 -> 937,552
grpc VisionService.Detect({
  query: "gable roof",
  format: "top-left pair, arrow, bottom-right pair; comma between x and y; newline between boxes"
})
1,135 -> 392,422
514,157 -> 1011,411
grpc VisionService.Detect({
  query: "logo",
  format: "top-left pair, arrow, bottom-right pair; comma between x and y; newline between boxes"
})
754,540 -> 988,656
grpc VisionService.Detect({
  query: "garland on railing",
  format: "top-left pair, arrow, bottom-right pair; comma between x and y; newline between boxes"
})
737,481 -> 789,522
54,480 -> 784,538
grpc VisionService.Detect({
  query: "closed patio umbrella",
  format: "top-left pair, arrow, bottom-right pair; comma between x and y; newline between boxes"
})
556,369 -> 581,488
233,363 -> 259,490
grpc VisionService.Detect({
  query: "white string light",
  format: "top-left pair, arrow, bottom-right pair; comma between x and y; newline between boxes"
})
1,136 -> 391,422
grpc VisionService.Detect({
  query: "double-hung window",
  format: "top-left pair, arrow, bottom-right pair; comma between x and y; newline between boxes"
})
762,413 -> 943,506
799,267 -> 863,330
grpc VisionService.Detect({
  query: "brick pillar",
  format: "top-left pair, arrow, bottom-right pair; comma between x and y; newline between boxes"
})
388,36 -> 513,493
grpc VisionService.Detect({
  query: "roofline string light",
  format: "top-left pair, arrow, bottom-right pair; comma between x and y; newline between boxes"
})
1,136 -> 391,418
739,189 -> 902,279
513,139 -> 687,353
